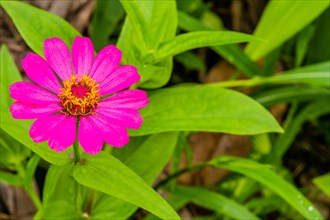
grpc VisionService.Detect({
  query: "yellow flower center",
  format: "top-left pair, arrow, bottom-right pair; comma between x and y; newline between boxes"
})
58,75 -> 101,116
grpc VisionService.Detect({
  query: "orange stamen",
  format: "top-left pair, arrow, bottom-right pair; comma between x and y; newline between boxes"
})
58,74 -> 101,116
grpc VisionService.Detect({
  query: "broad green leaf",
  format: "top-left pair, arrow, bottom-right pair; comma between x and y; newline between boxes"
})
0,45 -> 22,106
210,156 -> 323,220
313,173 -> 330,197
138,0 -> 177,49
91,0 -> 124,51
91,133 -> 179,219
73,152 -> 180,219
1,1 -> 80,56
120,0 -> 177,50
42,164 -> 76,205
171,185 -> 260,220
39,201 -> 77,220
0,109 -> 71,165
155,31 -> 261,61
119,0 -> 148,51
178,11 -> 261,77
117,0 -> 177,89
130,85 -> 283,136
245,0 -> 329,60
0,170 -> 22,186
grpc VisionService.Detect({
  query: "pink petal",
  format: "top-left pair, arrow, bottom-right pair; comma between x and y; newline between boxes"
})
22,53 -> 62,94
96,107 -> 142,129
78,116 -> 104,154
48,116 -> 76,152
44,37 -> 72,81
99,90 -> 148,110
99,65 -> 140,95
10,102 -> 62,119
89,114 -> 129,148
72,36 -> 94,77
10,82 -> 60,104
29,114 -> 69,143
89,45 -> 122,83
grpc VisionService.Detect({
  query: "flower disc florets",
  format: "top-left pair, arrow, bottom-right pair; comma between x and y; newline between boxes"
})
59,74 -> 101,116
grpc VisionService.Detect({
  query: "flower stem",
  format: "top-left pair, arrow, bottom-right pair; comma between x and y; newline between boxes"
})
73,139 -> 80,164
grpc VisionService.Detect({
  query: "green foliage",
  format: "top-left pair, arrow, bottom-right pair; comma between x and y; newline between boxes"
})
73,152 -> 180,219
91,133 -> 178,219
1,0 -> 329,219
155,31 -> 260,61
313,173 -> 330,197
178,11 -> 261,77
91,0 -> 124,51
169,185 -> 260,220
209,156 -> 323,220
1,1 -> 80,56
131,85 -> 283,136
245,0 -> 329,60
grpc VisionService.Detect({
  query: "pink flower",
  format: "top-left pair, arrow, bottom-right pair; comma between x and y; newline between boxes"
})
10,36 -> 148,154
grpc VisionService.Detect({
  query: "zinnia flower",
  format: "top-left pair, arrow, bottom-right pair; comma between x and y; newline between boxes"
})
10,36 -> 148,154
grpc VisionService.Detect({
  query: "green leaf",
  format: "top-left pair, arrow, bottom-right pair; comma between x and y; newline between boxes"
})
130,85 -> 283,136
214,61 -> 330,88
42,164 -> 75,204
119,0 -> 148,51
0,170 -> 22,186
273,100 -> 330,161
155,31 -> 261,61
118,16 -> 172,89
307,8 -> 330,64
73,152 -> 180,219
121,0 -> 177,50
295,24 -> 316,67
117,0 -> 177,89
91,0 -> 124,51
253,86 -> 330,107
0,128 -> 30,168
0,45 -> 22,106
178,11 -> 261,77
39,201 -> 78,220
171,185 -> 260,220
210,156 -> 323,220
0,109 -> 71,165
1,1 -> 80,56
91,133 -> 179,219
313,173 -> 330,197
25,154 -> 40,184
245,0 -> 329,60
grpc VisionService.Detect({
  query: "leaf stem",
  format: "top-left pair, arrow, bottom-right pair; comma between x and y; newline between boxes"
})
155,162 -> 209,190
